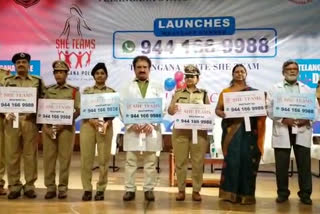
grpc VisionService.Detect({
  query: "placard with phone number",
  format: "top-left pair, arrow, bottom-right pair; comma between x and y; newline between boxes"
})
0,87 -> 37,113
113,28 -> 277,59
122,98 -> 163,124
223,91 -> 267,118
273,93 -> 316,120
174,104 -> 215,130
36,99 -> 74,125
81,93 -> 120,119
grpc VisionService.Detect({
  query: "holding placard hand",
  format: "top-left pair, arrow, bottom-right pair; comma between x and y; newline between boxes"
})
266,60 -> 315,205
79,63 -> 116,201
42,60 -> 80,200
168,64 -> 210,202
215,64 -> 266,205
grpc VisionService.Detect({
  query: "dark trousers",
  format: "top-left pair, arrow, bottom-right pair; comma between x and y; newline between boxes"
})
274,127 -> 312,199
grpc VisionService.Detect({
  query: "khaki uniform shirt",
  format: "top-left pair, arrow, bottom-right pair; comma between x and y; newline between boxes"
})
3,74 -> 45,119
3,74 -> 45,98
0,69 -> 10,119
0,68 -> 10,86
45,83 -> 80,120
83,85 -> 115,95
170,87 -> 210,105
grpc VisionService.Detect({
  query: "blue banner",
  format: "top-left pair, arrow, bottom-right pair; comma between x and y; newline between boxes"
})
154,17 -> 235,37
297,59 -> 320,88
0,60 -> 41,76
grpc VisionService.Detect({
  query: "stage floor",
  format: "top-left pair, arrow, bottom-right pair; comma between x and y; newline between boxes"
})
0,152 -> 319,214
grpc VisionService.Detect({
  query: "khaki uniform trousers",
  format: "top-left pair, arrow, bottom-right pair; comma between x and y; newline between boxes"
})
0,117 -> 6,187
42,126 -> 75,192
4,116 -> 38,192
172,129 -> 208,192
124,151 -> 157,192
80,121 -> 113,192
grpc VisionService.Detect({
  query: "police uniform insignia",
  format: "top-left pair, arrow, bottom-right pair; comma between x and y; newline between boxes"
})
107,87 -> 116,92
52,60 -> 69,72
12,52 -> 31,63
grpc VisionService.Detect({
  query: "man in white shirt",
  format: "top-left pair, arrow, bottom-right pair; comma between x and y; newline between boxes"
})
121,56 -> 164,202
267,60 -> 313,205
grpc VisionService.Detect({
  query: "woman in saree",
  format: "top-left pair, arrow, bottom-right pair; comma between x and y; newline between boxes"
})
215,64 -> 266,205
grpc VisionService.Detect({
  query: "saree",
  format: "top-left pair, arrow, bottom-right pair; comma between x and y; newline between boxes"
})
218,86 -> 266,204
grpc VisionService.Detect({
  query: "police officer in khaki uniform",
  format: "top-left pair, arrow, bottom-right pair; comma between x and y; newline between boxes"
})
42,60 -> 80,199
3,52 -> 45,199
0,68 -> 10,196
168,65 -> 210,202
80,63 -> 115,201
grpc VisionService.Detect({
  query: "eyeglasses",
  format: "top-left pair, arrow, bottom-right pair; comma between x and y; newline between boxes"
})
284,68 -> 298,71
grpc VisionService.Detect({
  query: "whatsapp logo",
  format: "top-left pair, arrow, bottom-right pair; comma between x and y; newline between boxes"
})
122,40 -> 135,53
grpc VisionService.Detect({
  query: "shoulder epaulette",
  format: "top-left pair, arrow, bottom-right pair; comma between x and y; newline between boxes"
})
46,84 -> 56,89
30,75 -> 41,80
0,68 -> 10,73
199,89 -> 207,93
3,75 -> 14,80
83,86 -> 91,92
67,84 -> 79,90
107,86 -> 116,92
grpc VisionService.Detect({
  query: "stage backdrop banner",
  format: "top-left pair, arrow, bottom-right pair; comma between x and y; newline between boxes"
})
0,0 -> 319,133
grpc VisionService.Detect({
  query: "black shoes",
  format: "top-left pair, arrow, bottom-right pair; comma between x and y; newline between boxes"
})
0,185 -> 7,195
8,189 -> 36,200
144,191 -> 155,201
8,191 -> 21,200
276,196 -> 288,203
45,191 -> 57,199
123,191 -> 154,201
82,191 -> 92,201
58,191 -> 67,199
276,196 -> 312,205
24,189 -> 37,198
95,191 -> 104,201
123,191 -> 135,201
300,197 -> 312,205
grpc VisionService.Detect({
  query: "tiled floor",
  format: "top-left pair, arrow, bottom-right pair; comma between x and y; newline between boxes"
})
0,152 -> 319,213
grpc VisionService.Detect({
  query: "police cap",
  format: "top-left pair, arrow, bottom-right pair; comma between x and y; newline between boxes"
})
184,64 -> 200,76
52,60 -> 69,72
12,52 -> 31,64
91,62 -> 108,77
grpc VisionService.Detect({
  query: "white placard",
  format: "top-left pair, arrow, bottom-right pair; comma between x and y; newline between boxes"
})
81,93 -> 120,119
223,91 -> 266,118
174,104 -> 215,130
36,99 -> 74,125
273,93 -> 316,120
0,87 -> 37,113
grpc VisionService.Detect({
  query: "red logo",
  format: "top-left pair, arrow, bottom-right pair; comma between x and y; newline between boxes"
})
55,4 -> 95,81
14,0 -> 40,8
